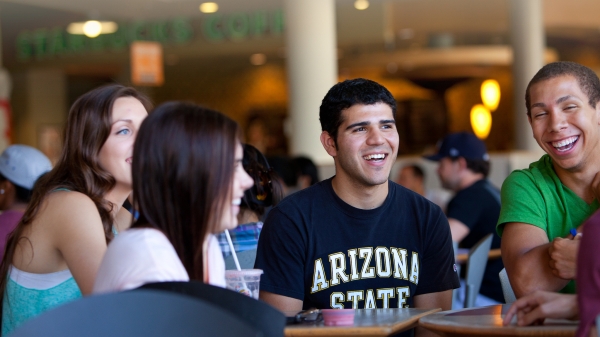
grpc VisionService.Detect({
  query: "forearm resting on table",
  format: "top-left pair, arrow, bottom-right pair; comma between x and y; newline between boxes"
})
414,290 -> 453,337
260,290 -> 303,313
502,225 -> 570,297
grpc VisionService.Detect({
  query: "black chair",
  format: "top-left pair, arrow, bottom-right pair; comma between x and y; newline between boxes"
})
11,290 -> 259,337
138,281 -> 285,337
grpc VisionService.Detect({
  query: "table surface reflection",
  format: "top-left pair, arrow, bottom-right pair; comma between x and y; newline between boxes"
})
284,308 -> 440,337
419,304 -> 578,337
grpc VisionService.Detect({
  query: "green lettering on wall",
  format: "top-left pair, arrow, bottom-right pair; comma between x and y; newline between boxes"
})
227,13 -> 249,40
47,28 -> 66,56
203,14 -> 224,41
67,33 -> 86,53
151,22 -> 169,42
252,11 -> 268,36
33,29 -> 48,59
16,32 -> 32,61
130,21 -> 147,41
89,33 -> 104,51
271,9 -> 284,35
172,18 -> 193,43
107,26 -> 128,50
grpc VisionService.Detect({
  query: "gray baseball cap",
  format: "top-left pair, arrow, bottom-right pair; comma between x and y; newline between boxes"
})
0,145 -> 52,189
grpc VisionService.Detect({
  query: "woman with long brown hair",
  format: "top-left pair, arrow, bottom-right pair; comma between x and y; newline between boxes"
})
0,84 -> 150,334
93,102 -> 253,292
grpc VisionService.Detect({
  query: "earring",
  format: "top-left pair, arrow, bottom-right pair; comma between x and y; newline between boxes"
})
0,189 -> 4,194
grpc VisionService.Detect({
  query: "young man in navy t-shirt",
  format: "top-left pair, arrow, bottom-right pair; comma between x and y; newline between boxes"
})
255,79 -> 459,336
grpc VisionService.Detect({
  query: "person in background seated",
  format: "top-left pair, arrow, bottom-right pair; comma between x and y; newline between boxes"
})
0,145 -> 52,260
93,102 -> 253,293
425,132 -> 504,306
217,144 -> 283,258
396,163 -> 451,212
0,85 -> 151,335
503,209 -> 600,337
497,61 -> 600,298
255,78 -> 458,337
292,156 -> 320,189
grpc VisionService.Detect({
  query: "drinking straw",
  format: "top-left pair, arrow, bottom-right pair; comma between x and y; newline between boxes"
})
224,229 -> 241,271
224,229 -> 250,294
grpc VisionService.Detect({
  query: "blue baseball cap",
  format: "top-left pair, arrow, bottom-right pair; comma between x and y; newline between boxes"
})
423,132 -> 489,161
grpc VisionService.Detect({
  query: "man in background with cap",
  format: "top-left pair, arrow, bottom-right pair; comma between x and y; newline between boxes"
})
425,132 -> 504,305
0,144 -> 52,259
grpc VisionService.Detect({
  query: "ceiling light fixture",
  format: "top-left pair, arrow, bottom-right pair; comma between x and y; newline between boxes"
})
470,104 -> 492,139
67,20 -> 118,38
354,0 -> 369,10
200,2 -> 219,13
480,79 -> 501,111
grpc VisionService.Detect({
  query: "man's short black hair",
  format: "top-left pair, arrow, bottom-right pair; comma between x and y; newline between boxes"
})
450,157 -> 490,178
526,61 -> 600,116
319,78 -> 397,144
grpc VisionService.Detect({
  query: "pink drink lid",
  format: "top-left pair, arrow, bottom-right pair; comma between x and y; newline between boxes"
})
321,309 -> 355,326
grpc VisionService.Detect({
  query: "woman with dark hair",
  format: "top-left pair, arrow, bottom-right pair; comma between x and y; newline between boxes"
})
218,144 -> 283,258
93,102 -> 253,292
0,84 -> 150,334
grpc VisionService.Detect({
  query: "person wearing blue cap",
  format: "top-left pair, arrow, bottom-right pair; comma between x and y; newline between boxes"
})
425,132 -> 503,306
0,145 -> 52,260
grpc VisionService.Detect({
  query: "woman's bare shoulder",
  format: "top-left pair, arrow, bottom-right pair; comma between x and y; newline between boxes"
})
36,190 -> 103,231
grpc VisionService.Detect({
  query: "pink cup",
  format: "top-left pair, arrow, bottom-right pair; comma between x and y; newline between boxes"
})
321,309 -> 355,326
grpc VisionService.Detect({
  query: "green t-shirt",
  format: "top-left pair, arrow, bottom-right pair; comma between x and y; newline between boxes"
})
497,154 -> 599,294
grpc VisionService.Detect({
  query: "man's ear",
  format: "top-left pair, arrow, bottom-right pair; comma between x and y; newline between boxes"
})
320,131 -> 337,157
457,157 -> 468,171
595,101 -> 600,125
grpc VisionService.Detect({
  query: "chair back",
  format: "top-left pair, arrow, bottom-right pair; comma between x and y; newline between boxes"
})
139,281 -> 285,337
499,268 -> 517,304
225,249 -> 258,270
451,241 -> 461,308
11,290 -> 259,337
464,233 -> 493,308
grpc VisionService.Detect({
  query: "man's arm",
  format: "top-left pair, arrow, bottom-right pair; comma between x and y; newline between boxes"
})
414,290 -> 453,337
448,218 -> 470,243
502,222 -> 571,297
260,290 -> 303,313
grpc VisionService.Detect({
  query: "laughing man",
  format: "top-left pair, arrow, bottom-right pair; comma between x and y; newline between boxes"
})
497,61 -> 600,298
255,78 -> 459,336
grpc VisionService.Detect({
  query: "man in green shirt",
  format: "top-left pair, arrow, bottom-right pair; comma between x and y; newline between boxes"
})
497,61 -> 600,297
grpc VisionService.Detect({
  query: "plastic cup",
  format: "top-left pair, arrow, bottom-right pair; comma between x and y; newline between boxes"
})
321,309 -> 355,326
224,269 -> 263,299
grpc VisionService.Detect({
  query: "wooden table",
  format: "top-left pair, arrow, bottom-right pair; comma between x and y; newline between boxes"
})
456,248 -> 502,264
419,304 -> 578,337
284,308 -> 440,337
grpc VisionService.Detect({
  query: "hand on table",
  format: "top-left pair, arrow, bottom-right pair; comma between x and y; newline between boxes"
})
502,291 -> 578,326
548,235 -> 581,280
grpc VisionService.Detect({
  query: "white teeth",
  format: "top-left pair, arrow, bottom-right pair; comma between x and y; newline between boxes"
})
363,154 -> 385,160
552,136 -> 578,148
232,198 -> 241,206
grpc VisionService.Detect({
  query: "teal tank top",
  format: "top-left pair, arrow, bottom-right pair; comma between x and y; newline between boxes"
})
2,268 -> 82,335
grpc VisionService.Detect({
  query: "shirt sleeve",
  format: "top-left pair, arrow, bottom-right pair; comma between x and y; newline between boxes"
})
254,207 -> 307,301
496,170 -> 547,237
414,206 -> 460,295
93,229 -> 189,294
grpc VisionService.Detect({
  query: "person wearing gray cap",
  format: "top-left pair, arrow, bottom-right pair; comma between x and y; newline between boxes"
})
0,145 -> 52,260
